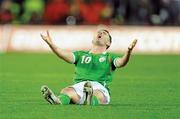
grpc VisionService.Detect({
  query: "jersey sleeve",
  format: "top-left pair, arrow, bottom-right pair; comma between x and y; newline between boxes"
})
72,51 -> 81,64
110,53 -> 121,69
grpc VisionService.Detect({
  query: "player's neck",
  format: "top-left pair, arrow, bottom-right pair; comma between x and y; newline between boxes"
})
90,45 -> 107,54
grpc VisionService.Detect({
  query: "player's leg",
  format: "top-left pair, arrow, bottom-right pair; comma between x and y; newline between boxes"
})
92,90 -> 108,104
41,85 -> 80,105
59,87 -> 80,104
90,81 -> 110,105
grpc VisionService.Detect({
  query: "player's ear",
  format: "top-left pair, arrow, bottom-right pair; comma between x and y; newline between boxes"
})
106,41 -> 111,46
106,37 -> 111,46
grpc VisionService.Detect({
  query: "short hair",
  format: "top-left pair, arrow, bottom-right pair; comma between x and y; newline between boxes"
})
102,29 -> 112,49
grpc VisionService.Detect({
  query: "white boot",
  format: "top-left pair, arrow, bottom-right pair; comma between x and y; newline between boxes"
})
83,81 -> 93,105
41,85 -> 60,104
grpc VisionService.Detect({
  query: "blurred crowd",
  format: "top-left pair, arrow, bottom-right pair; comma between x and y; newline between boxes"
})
0,0 -> 180,25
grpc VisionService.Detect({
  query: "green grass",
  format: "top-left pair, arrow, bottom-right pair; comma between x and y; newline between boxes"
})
0,52 -> 180,119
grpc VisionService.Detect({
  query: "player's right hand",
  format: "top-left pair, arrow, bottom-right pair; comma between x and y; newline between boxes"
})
128,39 -> 138,51
40,31 -> 53,44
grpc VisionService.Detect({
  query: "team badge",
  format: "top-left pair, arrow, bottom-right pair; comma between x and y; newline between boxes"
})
99,57 -> 106,62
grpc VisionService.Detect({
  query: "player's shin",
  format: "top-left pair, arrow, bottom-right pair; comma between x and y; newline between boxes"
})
58,93 -> 71,105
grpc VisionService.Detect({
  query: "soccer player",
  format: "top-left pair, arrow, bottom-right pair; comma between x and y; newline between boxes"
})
40,29 -> 137,105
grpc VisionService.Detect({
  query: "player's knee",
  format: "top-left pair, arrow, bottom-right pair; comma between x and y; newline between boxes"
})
60,87 -> 75,98
61,87 -> 72,94
61,87 -> 80,103
93,90 -> 107,104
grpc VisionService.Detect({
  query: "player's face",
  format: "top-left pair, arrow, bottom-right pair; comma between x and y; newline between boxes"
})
92,30 -> 111,47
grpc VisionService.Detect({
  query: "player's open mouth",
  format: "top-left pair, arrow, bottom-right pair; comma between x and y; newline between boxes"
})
98,35 -> 101,39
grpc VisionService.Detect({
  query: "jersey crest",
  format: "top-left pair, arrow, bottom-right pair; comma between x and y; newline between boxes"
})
99,56 -> 106,62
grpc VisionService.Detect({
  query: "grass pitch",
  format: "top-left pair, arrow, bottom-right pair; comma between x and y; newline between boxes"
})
0,52 -> 180,119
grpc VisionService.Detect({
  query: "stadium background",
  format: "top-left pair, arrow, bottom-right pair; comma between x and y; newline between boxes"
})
0,0 -> 180,119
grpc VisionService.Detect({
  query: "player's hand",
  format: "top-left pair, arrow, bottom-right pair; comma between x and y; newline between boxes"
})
40,31 -> 53,45
128,39 -> 138,51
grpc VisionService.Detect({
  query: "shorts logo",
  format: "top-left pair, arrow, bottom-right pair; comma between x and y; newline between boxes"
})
99,57 -> 106,62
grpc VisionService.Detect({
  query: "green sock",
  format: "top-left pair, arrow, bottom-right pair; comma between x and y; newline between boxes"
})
58,93 -> 71,105
91,96 -> 100,106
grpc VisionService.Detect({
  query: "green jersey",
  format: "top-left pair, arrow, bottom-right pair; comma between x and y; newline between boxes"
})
72,51 -> 120,87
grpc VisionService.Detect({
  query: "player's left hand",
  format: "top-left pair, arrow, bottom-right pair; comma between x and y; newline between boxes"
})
128,39 -> 138,51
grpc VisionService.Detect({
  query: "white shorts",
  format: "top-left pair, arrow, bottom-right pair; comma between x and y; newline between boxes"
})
70,81 -> 110,104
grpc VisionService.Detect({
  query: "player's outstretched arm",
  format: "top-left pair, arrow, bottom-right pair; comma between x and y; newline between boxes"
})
40,31 -> 74,63
115,39 -> 137,68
